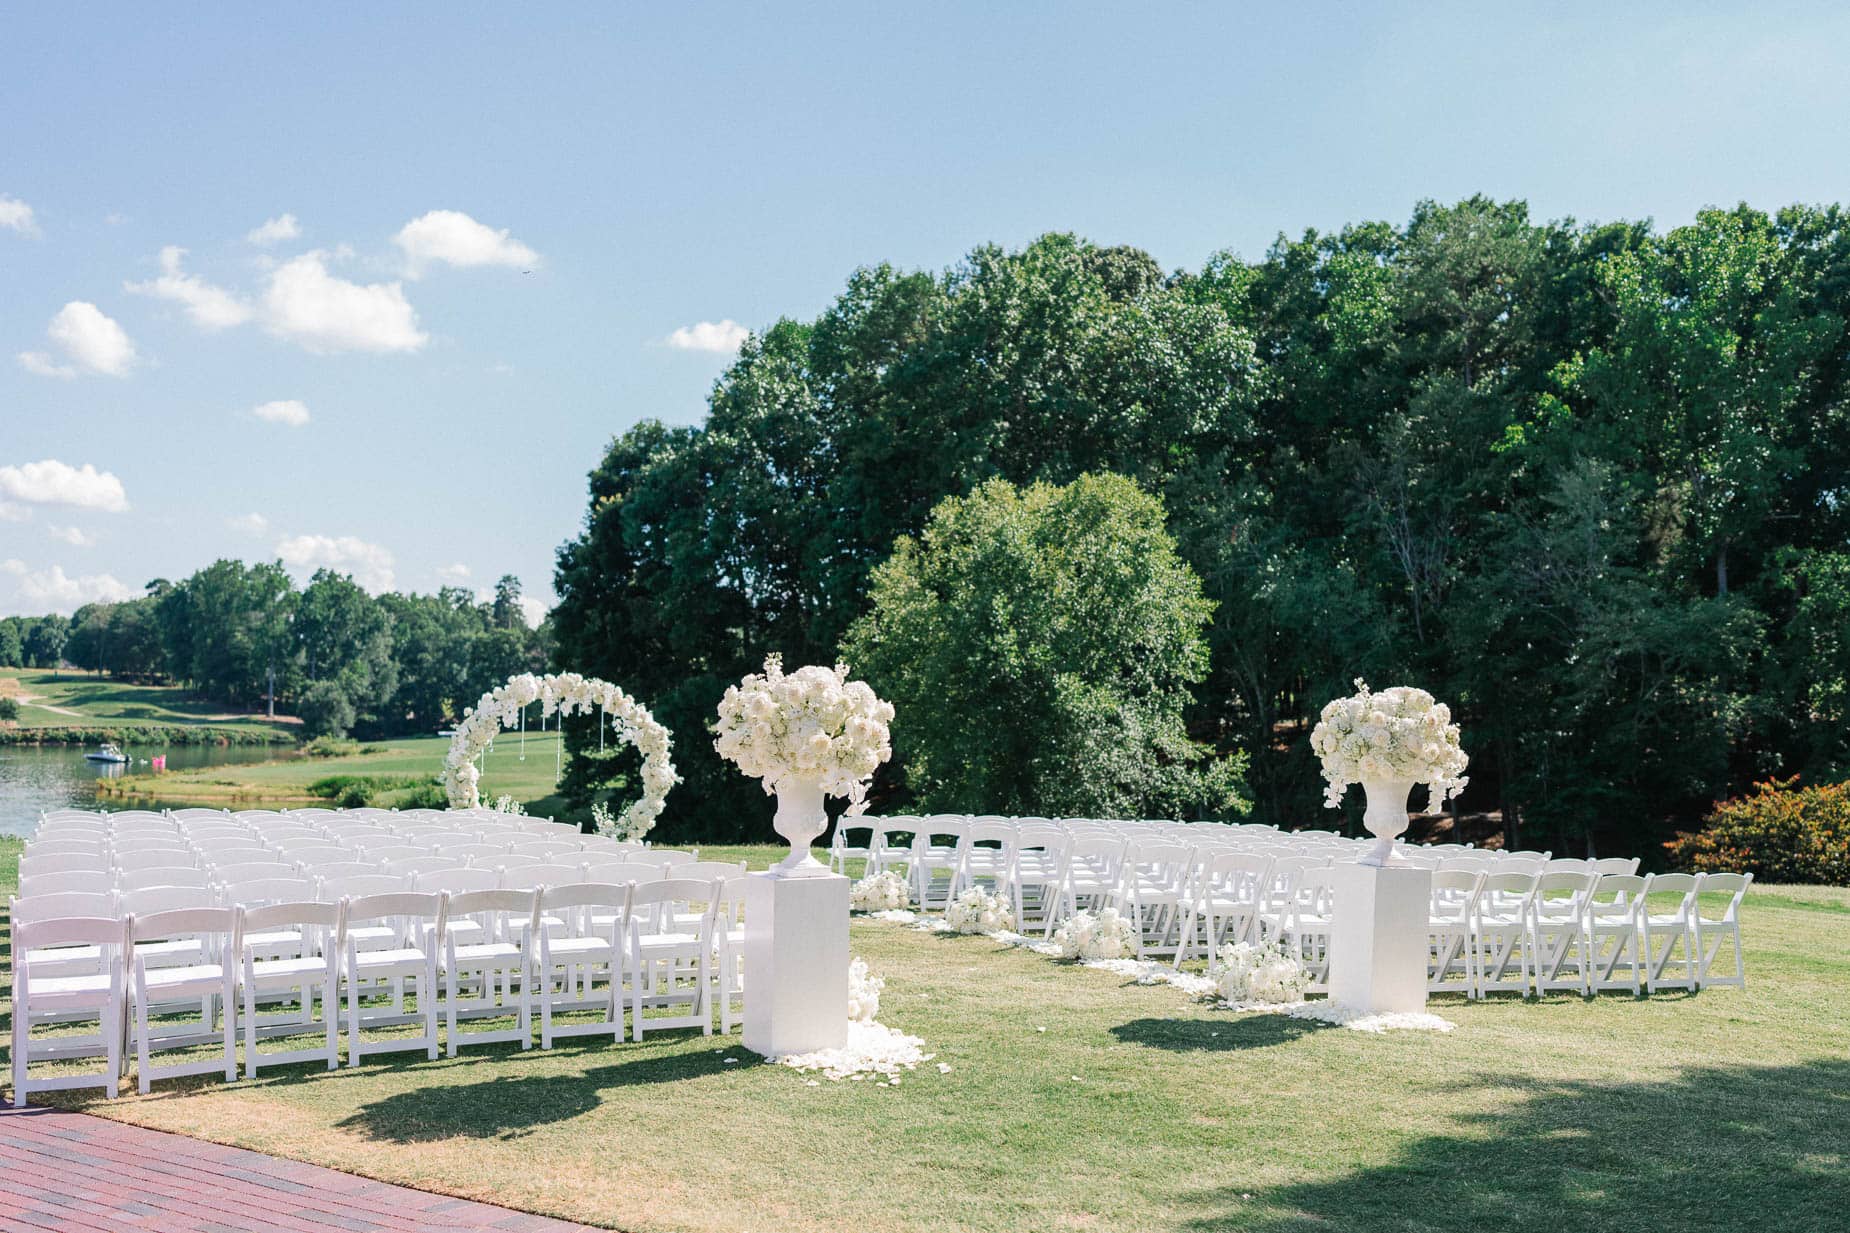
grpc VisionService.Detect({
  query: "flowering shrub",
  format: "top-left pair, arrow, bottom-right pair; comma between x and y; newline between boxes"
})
1052,907 -> 1138,960
850,870 -> 910,913
443,672 -> 676,840
1311,679 -> 1469,810
1668,777 -> 1850,885
491,794 -> 526,815
847,957 -> 884,1023
713,655 -> 895,812
1215,939 -> 1310,1004
944,886 -> 1013,933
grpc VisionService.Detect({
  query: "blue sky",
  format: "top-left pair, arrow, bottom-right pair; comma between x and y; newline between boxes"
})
4,2 -> 1847,619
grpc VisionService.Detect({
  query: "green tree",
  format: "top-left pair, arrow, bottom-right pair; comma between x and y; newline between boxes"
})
24,615 -> 70,673
843,474 -> 1248,818
297,678 -> 357,739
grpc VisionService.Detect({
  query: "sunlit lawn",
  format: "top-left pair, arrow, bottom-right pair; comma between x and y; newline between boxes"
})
3,835 -> 1847,1232
0,666 -> 295,736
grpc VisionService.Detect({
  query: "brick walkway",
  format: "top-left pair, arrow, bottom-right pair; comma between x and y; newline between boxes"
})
0,1106 -> 604,1233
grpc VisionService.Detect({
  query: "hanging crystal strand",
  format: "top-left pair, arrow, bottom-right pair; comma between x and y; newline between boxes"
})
556,707 -> 564,781
519,703 -> 527,761
599,702 -> 606,753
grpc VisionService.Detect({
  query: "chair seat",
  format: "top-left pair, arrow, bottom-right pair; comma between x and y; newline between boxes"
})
445,942 -> 523,967
636,931 -> 701,953
143,963 -> 227,995
243,928 -> 303,951
351,947 -> 429,974
346,925 -> 397,948
1478,913 -> 1525,929
24,971 -> 115,999
542,936 -> 616,960
248,955 -> 331,982
1645,914 -> 1693,927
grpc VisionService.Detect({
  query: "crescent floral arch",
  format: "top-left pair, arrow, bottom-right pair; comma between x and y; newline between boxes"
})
442,671 -> 677,840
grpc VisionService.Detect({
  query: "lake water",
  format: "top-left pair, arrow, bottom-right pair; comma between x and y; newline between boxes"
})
0,743 -> 286,837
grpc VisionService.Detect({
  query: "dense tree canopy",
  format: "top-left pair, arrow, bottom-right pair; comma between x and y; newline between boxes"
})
555,200 -> 1850,855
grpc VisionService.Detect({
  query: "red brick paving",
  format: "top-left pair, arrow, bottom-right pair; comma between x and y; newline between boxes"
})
0,1106 -> 606,1233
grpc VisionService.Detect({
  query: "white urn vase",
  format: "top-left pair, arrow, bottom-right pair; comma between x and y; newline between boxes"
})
770,777 -> 831,878
1359,777 -> 1416,867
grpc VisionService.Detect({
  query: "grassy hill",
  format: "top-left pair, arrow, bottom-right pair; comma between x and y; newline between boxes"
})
0,668 -> 297,745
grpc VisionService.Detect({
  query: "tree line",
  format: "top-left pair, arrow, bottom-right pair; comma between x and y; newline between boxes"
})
2,566 -> 550,739
552,198 -> 1850,855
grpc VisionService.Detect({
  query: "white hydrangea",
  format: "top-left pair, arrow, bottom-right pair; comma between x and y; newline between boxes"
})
1310,679 -> 1469,810
491,794 -> 526,815
1215,938 -> 1310,1004
712,655 -> 895,814
850,870 -> 910,913
847,957 -> 884,1023
1052,907 -> 1138,960
442,672 -> 677,841
944,886 -> 1013,934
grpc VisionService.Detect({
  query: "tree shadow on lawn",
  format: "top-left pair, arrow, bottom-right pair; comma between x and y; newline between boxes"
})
1181,1058 -> 1850,1233
329,1040 -> 766,1142
1111,1015 -> 1324,1052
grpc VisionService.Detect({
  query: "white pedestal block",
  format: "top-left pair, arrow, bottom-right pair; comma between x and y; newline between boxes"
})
743,870 -> 849,1057
1328,864 -> 1432,1016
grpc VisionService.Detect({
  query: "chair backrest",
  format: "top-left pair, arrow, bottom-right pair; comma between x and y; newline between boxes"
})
342,891 -> 442,928
645,848 -> 697,866
678,860 -> 749,883
1587,874 -> 1647,913
119,884 -> 217,916
1542,857 -> 1594,875
319,874 -> 408,900
1644,872 -> 1700,902
1429,870 -> 1483,920
16,914 -> 125,956
220,877 -> 318,907
19,869 -> 107,897
239,900 -> 340,942
626,876 -> 724,915
363,846 -> 427,865
1533,870 -> 1597,911
389,856 -> 470,878
131,906 -> 237,946
304,861 -> 382,883
1696,872 -> 1752,918
440,888 -> 541,937
1497,856 -> 1545,875
112,845 -> 194,866
1590,857 -> 1641,876
576,860 -> 666,886
871,819 -> 919,849
19,851 -> 109,877
539,880 -> 630,915
966,821 -> 1015,848
509,839 -> 582,859
496,862 -> 586,890
23,838 -> 107,857
11,890 -> 115,922
414,868 -> 501,894
451,843 -> 511,862
116,866 -> 210,893
1478,872 -> 1537,916
210,862 -> 299,884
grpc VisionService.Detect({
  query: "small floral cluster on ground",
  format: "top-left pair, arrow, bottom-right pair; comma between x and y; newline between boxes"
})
945,885 -> 1014,933
1052,907 -> 1139,961
1214,938 -> 1310,1004
850,870 -> 909,913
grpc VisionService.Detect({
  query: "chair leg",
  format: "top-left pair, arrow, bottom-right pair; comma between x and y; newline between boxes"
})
13,1006 -> 28,1107
136,993 -> 152,1096
445,967 -> 459,1058
424,962 -> 439,1060
347,971 -> 362,1066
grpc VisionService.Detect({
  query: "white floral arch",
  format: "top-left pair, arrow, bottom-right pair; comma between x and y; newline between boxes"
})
442,671 -> 677,840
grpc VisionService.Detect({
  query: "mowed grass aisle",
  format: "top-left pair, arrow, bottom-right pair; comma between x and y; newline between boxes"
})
3,836 -> 1847,1233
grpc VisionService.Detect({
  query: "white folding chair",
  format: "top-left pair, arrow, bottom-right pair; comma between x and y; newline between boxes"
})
1590,856 -> 1641,877
627,878 -> 719,1040
1427,870 -> 1482,995
1004,828 -> 1067,932
867,818 -> 920,886
828,818 -> 876,876
1277,868 -> 1335,992
1471,873 -> 1538,998
117,866 -> 211,893
18,869 -> 107,897
341,892 -> 442,1063
1113,842 -> 1193,959
1585,874 -> 1647,995
1641,873 -> 1702,993
129,907 -> 239,1093
1693,872 -> 1751,990
535,883 -> 631,1047
1043,836 -> 1126,938
910,819 -> 968,910
240,900 -> 342,1076
1530,871 -> 1599,995
10,914 -> 126,1105
1176,852 -> 1273,966
950,822 -> 1015,898
437,889 -> 540,1054
20,852 -> 110,879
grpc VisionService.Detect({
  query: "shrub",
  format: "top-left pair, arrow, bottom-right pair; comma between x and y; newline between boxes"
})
302,735 -> 362,758
298,680 -> 356,740
0,696 -> 18,722
1667,777 -> 1850,885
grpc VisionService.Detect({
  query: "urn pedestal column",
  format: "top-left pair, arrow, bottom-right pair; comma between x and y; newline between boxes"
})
1328,863 -> 1432,1016
744,777 -> 849,1057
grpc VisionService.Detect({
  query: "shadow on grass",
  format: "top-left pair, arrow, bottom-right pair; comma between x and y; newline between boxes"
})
331,1045 -> 766,1142
1111,1015 -> 1324,1052
1182,1059 -> 1850,1233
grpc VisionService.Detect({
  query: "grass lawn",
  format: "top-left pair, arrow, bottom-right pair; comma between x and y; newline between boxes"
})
98,732 -> 570,811
3,834 -> 1847,1232
0,667 -> 296,742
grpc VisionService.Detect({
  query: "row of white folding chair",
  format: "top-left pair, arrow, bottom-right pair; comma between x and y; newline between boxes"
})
11,876 -> 743,1104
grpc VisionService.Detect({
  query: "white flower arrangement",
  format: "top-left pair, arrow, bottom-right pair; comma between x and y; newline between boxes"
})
944,886 -> 1014,934
1214,938 -> 1310,1004
1310,679 -> 1469,810
713,655 -> 894,813
850,870 -> 910,913
1052,907 -> 1138,961
491,794 -> 526,816
847,957 -> 884,1023
443,672 -> 677,842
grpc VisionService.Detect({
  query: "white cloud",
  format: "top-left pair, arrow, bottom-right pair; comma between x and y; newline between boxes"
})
393,210 -> 537,274
3,561 -> 135,614
276,533 -> 395,592
16,351 -> 75,379
518,595 -> 548,629
246,214 -> 301,245
47,525 -> 95,548
250,399 -> 311,428
227,512 -> 269,537
0,460 -> 130,512
436,562 -> 471,582
259,252 -> 426,354
665,319 -> 750,354
125,246 -> 252,330
28,301 -> 138,377
1,195 -> 39,237
0,501 -> 29,522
